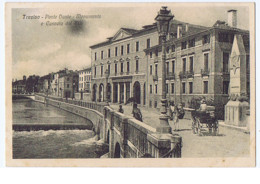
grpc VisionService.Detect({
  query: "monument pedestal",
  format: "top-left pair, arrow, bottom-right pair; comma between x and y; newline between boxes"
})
225,100 -> 249,127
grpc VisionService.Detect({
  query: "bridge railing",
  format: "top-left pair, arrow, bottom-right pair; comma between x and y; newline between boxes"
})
104,106 -> 182,158
35,93 -> 106,114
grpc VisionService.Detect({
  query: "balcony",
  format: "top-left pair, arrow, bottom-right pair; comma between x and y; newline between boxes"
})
186,71 -> 194,78
201,69 -> 210,77
166,72 -> 175,80
153,75 -> 158,81
179,71 -> 194,79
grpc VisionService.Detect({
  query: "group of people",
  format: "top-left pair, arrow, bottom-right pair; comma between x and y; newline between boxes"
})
117,99 -> 207,132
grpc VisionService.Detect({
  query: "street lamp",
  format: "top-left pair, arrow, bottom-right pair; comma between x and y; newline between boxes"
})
105,69 -> 110,105
155,6 -> 174,133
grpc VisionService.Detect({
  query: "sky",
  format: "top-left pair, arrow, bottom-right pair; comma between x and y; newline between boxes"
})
11,3 -> 250,80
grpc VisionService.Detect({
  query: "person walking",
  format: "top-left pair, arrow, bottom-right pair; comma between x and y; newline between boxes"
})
169,101 -> 179,131
132,103 -> 143,122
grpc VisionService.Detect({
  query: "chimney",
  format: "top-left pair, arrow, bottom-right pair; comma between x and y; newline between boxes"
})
185,23 -> 189,32
177,24 -> 182,38
227,9 -> 237,28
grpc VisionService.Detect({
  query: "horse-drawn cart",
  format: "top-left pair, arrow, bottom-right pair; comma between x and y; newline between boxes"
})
191,107 -> 219,136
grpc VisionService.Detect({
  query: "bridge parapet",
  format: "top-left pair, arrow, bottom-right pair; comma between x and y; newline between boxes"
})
104,106 -> 182,158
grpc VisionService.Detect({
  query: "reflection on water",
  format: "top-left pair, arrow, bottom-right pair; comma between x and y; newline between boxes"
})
12,99 -> 108,158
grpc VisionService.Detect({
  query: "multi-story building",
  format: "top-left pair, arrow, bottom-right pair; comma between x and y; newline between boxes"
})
90,9 -> 250,119
12,76 -> 26,94
145,9 -> 250,118
78,67 -> 91,93
58,71 -> 79,98
90,26 -> 159,104
50,69 -> 69,96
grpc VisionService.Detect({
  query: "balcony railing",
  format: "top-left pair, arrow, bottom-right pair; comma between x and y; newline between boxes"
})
179,71 -> 194,79
201,69 -> 210,77
166,72 -> 175,80
153,75 -> 158,81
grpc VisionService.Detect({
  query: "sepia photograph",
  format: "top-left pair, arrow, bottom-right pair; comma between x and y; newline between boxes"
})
5,2 -> 255,167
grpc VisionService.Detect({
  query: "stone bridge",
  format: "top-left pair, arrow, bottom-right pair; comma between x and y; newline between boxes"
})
33,94 -> 182,158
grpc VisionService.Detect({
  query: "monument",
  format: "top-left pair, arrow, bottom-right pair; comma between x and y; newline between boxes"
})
225,34 -> 249,127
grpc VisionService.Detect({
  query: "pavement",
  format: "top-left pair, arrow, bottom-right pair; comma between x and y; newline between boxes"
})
110,103 -> 250,158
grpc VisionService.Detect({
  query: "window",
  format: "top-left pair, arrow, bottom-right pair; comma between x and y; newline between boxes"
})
150,65 -> 153,75
127,62 -> 130,73
121,63 -> 124,73
101,51 -> 104,59
115,47 -> 118,56
147,38 -> 150,48
166,46 -> 170,53
108,49 -> 111,58
155,84 -> 158,94
223,81 -> 229,94
189,56 -> 194,72
181,41 -> 187,50
108,64 -> 110,74
127,44 -> 130,54
218,33 -> 233,43
171,83 -> 174,94
246,55 -> 250,74
94,67 -> 96,76
189,82 -> 193,94
150,85 -> 152,94
203,81 -> 208,94
115,63 -> 117,74
204,53 -> 209,70
121,45 -> 124,55
172,60 -> 175,73
182,82 -> 186,93
136,41 -> 139,52
155,64 -> 158,76
166,84 -> 169,93
136,60 -> 139,72
94,52 -> 97,61
203,34 -> 210,44
155,49 -> 158,57
67,84 -> 69,88
188,38 -> 195,48
149,52 -> 153,58
223,52 -> 229,73
101,65 -> 103,76
166,62 -> 169,74
171,45 -> 175,52
182,58 -> 186,72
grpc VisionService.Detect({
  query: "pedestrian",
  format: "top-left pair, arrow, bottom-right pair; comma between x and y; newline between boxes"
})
199,99 -> 207,112
132,103 -> 143,122
118,104 -> 124,114
173,103 -> 180,131
169,101 -> 175,121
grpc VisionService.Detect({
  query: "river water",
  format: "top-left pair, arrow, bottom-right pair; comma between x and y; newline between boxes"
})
12,98 -> 108,159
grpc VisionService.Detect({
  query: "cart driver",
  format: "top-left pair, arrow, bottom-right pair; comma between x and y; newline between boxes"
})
199,99 -> 207,112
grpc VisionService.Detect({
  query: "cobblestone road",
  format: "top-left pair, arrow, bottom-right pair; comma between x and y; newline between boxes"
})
110,104 -> 250,158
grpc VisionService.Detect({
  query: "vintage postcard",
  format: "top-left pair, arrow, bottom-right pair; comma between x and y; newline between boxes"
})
5,2 -> 255,167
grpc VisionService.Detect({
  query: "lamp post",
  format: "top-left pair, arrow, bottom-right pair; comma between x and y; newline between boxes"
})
155,6 -> 174,133
105,69 -> 110,105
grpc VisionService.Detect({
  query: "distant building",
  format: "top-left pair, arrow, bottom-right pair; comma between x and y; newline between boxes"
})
50,68 -> 69,96
78,67 -> 91,93
58,71 -> 79,98
12,76 -> 26,94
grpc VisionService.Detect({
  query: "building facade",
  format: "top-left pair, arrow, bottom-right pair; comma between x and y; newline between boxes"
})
90,26 -> 159,104
58,72 -> 79,98
78,67 -> 91,93
50,69 -> 69,96
145,10 -> 250,118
